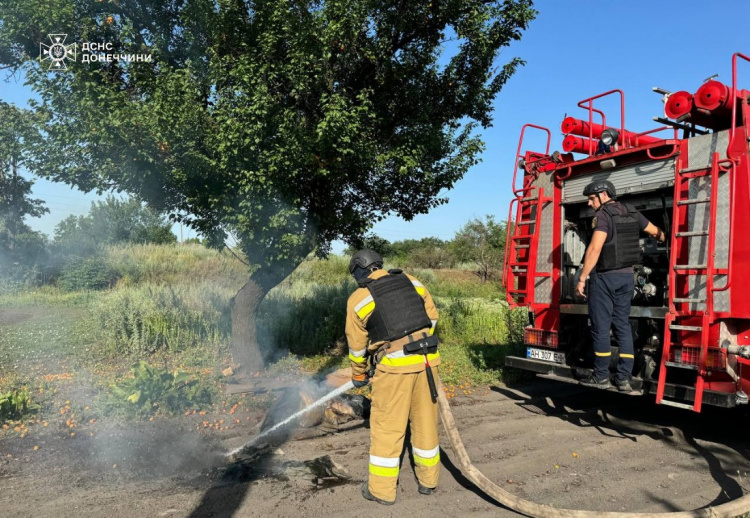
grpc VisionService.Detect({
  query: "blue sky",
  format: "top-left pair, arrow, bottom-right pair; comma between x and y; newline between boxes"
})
2,0 -> 750,250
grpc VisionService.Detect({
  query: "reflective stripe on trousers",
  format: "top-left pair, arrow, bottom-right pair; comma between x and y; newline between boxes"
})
368,367 -> 440,502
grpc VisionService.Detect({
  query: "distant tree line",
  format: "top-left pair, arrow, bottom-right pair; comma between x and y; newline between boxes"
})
348,215 -> 508,282
0,193 -> 177,289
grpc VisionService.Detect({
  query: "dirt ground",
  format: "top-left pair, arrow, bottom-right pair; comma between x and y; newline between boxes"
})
2,376 -> 750,518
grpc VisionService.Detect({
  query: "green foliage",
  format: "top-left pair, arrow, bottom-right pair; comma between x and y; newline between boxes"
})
109,361 -> 212,416
103,243 -> 248,288
451,215 -> 507,282
344,234 -> 395,260
258,281 -> 353,359
421,270 -> 504,299
436,298 -> 509,347
0,0 -> 536,286
57,255 -> 117,291
0,102 -> 49,280
53,196 -> 176,258
0,285 -> 95,307
0,387 -> 40,422
0,308 -> 92,369
282,254 -> 353,286
92,283 -> 233,357
384,237 -> 453,268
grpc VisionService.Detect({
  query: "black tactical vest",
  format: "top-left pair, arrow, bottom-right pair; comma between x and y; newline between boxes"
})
361,270 -> 432,343
597,202 -> 642,271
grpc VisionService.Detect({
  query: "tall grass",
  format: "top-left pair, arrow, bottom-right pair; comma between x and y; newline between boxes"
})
104,243 -> 248,289
0,285 -> 96,307
405,268 -> 504,299
3,246 -> 528,388
257,281 -> 353,359
92,282 -> 233,358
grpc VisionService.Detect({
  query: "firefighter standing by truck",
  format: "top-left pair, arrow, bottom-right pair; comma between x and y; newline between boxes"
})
575,180 -> 666,392
346,249 -> 441,505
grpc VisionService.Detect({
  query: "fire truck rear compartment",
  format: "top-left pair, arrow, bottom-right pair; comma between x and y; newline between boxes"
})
559,189 -> 673,384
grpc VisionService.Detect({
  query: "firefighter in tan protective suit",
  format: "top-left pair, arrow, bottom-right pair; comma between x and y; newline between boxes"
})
346,249 -> 441,506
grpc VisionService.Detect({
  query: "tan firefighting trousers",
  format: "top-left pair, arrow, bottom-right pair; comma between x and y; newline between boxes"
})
367,366 -> 440,502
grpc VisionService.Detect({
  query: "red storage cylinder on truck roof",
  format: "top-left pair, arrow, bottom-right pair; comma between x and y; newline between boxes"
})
694,80 -> 731,112
560,116 -> 606,139
561,117 -> 661,149
562,134 -> 598,155
665,91 -> 693,119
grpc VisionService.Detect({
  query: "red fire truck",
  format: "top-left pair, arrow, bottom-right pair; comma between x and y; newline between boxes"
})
503,53 -> 750,412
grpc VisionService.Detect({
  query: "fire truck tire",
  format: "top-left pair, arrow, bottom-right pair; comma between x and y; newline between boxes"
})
437,381 -> 750,518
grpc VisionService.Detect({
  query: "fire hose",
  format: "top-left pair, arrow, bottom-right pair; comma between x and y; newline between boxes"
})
436,382 -> 750,518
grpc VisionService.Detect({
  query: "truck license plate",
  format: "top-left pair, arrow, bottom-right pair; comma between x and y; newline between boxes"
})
526,347 -> 564,364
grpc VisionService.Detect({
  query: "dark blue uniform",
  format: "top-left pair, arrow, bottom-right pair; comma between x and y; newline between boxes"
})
589,202 -> 648,383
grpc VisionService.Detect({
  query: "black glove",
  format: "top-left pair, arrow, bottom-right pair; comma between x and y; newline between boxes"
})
352,376 -> 369,388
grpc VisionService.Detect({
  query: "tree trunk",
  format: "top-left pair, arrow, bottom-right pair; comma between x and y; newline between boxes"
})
229,266 -> 296,377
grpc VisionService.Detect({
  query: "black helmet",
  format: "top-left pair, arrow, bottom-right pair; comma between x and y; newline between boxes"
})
349,249 -> 383,274
583,179 -> 616,198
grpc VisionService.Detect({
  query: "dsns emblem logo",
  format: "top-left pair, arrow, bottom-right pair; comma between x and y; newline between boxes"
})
40,34 -> 77,70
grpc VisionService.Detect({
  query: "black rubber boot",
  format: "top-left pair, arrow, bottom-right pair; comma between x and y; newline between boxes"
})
580,374 -> 612,389
361,482 -> 395,506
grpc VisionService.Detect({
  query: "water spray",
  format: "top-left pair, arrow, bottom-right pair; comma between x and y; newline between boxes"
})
226,380 -> 355,459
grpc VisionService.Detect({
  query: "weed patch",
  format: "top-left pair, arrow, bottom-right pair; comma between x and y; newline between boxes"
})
108,361 -> 214,416
0,387 -> 40,422
92,283 -> 233,357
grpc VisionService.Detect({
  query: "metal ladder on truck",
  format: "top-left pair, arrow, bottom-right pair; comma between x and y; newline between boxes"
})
504,188 -> 552,307
503,124 -> 554,309
656,152 -> 729,412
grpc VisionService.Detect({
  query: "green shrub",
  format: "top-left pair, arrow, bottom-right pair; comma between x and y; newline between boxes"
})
282,255 -> 352,286
109,361 -> 213,416
58,256 -> 117,291
257,280 -> 354,358
0,388 -> 40,422
103,243 -> 247,288
435,298 -> 509,346
405,268 -> 437,284
92,283 -> 233,357
435,303 -> 527,386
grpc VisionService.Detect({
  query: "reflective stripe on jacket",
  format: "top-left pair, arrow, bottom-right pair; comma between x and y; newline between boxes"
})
346,269 -> 439,377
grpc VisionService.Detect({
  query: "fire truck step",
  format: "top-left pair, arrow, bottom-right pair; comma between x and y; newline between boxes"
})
674,264 -> 708,270
659,399 -> 696,410
678,198 -> 711,206
665,361 -> 699,370
507,289 -> 527,294
675,231 -> 710,237
672,298 -> 707,303
678,166 -> 711,175
511,236 -> 531,241
514,244 -> 530,249
520,197 -> 538,202
511,268 -> 528,273
517,220 -> 536,226
669,325 -> 703,331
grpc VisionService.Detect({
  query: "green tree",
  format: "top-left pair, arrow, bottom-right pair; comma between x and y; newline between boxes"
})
451,215 -> 506,282
344,234 -> 394,260
0,0 -> 536,374
0,102 -> 48,278
54,196 -> 176,257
